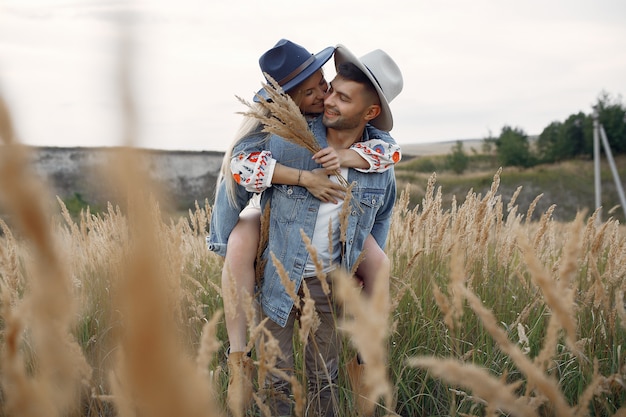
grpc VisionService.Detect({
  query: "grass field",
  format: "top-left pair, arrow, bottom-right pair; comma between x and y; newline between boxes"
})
1,125 -> 625,416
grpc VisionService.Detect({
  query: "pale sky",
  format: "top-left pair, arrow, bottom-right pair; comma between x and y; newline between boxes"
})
0,0 -> 625,152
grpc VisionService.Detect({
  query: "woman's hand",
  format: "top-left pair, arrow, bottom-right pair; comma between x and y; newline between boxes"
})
311,146 -> 341,174
300,169 -> 345,204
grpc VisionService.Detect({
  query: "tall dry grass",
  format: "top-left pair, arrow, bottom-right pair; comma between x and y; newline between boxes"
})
387,171 -> 626,416
0,141 -> 625,416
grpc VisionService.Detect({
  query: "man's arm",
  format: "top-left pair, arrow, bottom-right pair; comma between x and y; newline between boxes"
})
369,169 -> 397,249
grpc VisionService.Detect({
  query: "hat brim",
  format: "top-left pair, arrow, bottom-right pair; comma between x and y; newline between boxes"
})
333,44 -> 393,131
253,46 -> 335,102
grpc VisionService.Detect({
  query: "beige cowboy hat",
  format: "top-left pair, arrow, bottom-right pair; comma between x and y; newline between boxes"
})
333,44 -> 403,131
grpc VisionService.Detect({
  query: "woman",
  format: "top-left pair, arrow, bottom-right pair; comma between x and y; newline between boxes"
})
207,39 -> 400,416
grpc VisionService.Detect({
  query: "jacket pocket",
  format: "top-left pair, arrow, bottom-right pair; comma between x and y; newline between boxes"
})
272,185 -> 308,224
352,188 -> 385,225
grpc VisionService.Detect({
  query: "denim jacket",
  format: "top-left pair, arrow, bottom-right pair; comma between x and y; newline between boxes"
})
206,121 -> 397,257
231,116 -> 396,327
206,131 -> 264,257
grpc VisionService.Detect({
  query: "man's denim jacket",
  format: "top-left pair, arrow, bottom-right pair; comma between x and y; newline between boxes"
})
208,116 -> 396,327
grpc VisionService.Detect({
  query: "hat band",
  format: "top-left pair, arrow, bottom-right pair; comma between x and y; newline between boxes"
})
364,65 -> 384,94
278,55 -> 316,86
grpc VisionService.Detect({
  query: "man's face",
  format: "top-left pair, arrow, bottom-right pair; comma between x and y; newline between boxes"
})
322,76 -> 372,130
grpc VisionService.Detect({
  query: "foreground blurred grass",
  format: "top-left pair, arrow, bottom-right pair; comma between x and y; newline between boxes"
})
1,155 -> 624,415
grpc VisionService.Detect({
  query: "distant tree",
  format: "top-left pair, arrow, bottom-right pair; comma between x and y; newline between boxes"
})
495,126 -> 535,167
447,140 -> 469,174
536,121 -> 563,163
536,91 -> 626,163
562,112 -> 592,157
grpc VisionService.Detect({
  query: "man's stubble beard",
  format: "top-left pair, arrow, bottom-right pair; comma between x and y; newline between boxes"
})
322,112 -> 361,131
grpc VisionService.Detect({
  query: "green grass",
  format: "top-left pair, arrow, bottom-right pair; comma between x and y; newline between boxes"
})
1,167 -> 625,417
396,155 -> 626,224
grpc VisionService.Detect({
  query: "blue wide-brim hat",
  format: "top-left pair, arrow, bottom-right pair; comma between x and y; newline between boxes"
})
254,39 -> 335,102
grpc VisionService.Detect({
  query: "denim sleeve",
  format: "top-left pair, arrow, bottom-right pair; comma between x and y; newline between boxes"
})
365,124 -> 398,145
369,168 -> 396,250
207,131 -> 268,256
207,177 -> 252,257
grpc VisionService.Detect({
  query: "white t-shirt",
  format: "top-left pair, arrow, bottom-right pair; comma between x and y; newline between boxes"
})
303,168 -> 347,277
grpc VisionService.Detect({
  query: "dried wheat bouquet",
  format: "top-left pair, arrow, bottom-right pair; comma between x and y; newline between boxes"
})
237,74 -> 348,187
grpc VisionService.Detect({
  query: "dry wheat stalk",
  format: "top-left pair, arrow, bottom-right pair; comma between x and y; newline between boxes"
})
237,73 -> 316,150
237,74 -> 349,187
616,290 -> 626,330
574,359 -> 605,417
253,392 -> 273,417
196,310 -> 223,378
272,252 -> 299,303
0,94 -> 16,143
254,325 -> 281,393
256,202 -> 271,285
300,229 -> 330,295
298,280 -> 320,345
101,21 -> 225,415
334,268 -> 393,415
339,182 -> 356,247
407,357 -> 539,417
461,286 -> 573,415
526,193 -> 544,225
517,220 -> 579,354
0,93 -> 92,417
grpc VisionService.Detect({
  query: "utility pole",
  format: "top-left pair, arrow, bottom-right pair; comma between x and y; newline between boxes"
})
592,108 -> 626,223
593,109 -> 601,220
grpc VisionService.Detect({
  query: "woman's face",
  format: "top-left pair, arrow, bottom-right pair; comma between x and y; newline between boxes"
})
289,69 -> 329,116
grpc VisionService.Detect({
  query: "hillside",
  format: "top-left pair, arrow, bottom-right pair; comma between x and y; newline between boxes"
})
7,146 -> 225,214
400,139 -> 486,157
395,153 -> 626,224
3,145 -> 625,225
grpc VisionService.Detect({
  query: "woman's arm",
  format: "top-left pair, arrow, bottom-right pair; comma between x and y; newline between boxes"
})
272,164 -> 345,204
231,151 -> 345,203
311,137 -> 401,173
349,139 -> 401,172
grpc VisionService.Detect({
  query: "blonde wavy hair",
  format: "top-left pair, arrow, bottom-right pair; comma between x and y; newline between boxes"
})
219,82 -> 313,208
217,103 -> 269,208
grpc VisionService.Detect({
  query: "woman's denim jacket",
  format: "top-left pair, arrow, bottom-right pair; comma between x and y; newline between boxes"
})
218,116 -> 397,327
206,129 -> 265,257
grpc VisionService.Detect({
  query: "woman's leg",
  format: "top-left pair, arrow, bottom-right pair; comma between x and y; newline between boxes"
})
223,204 -> 260,417
355,234 -> 390,301
222,204 -> 261,353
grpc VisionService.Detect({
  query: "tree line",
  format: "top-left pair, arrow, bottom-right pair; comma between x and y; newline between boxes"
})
446,91 -> 625,173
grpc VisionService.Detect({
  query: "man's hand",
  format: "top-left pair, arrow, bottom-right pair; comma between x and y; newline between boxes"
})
300,168 -> 346,204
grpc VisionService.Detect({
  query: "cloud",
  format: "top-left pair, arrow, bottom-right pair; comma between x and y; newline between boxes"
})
0,0 -> 625,151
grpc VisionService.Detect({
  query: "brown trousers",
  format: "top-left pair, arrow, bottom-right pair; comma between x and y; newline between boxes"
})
257,275 -> 341,417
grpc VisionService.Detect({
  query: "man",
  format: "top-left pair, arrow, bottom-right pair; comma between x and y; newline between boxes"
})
231,44 -> 403,416
206,39 -> 401,417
